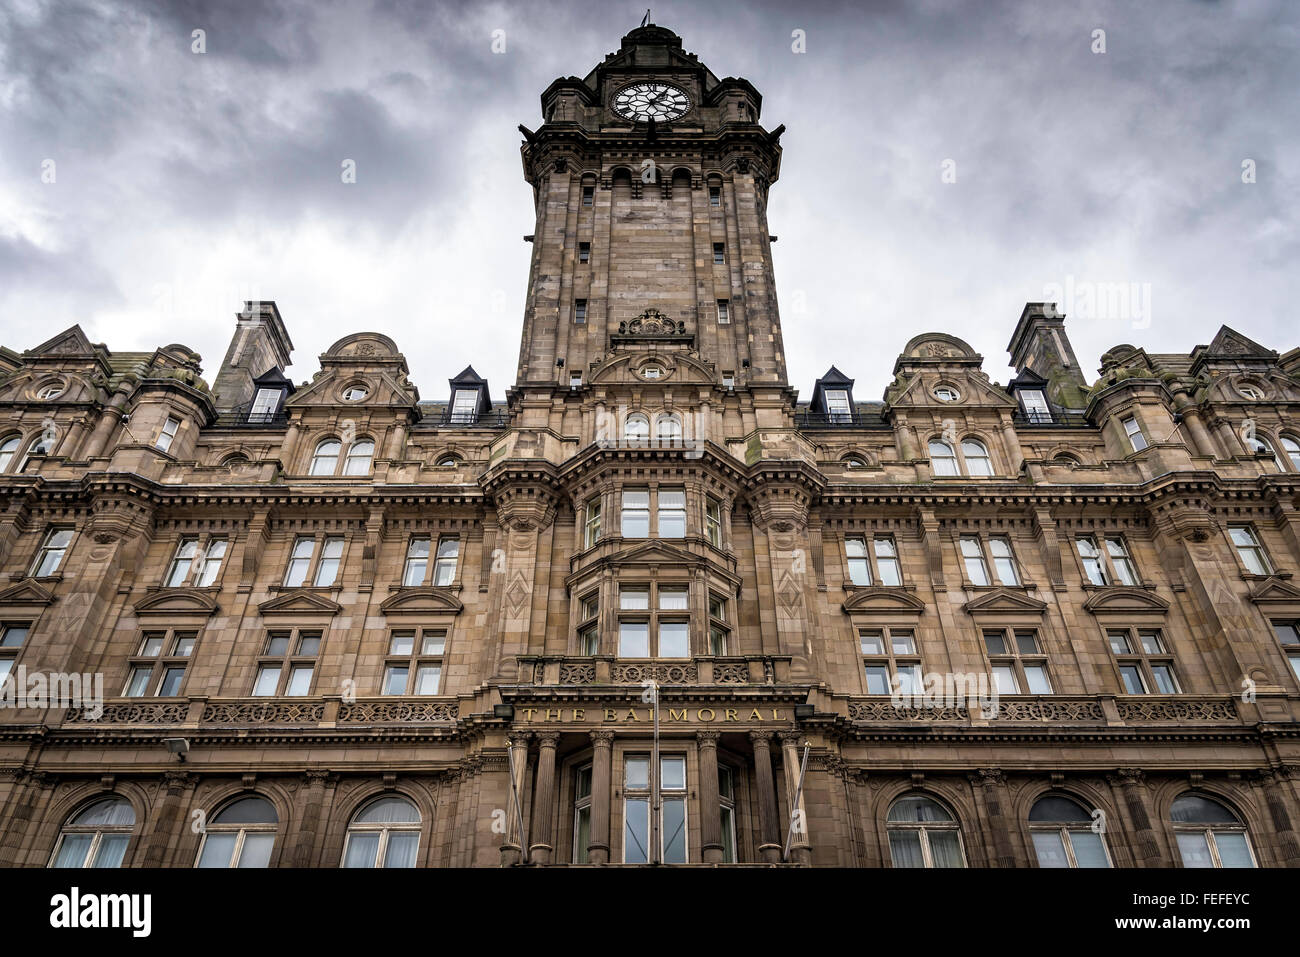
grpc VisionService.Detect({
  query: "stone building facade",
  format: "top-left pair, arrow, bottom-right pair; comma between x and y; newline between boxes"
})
2,23 -> 1300,869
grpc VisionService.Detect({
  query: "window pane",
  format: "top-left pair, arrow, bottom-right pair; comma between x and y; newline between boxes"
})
1108,631 -> 1132,655
1070,830 -> 1110,868
1176,832 -> 1214,868
1119,665 -> 1146,694
1031,830 -> 1069,868
343,833 -> 380,868
1214,832 -> 1254,868
658,587 -> 688,610
383,832 -> 419,868
927,831 -> 965,867
266,635 -> 290,656
237,833 -> 275,868
888,831 -> 925,868
992,666 -> 1019,694
158,667 -> 186,697
983,631 -> 1007,656
1024,665 -> 1052,694
52,834 -> 94,868
860,631 -> 885,655
658,622 -> 689,658
661,756 -> 686,790
91,834 -> 129,869
384,666 -> 409,695
140,635 -> 165,656
896,664 -> 922,696
0,625 -> 28,648
125,667 -> 153,697
1150,665 -> 1178,694
171,635 -> 195,656
252,666 -> 280,696
197,834 -> 237,868
620,587 -> 649,610
1015,632 -> 1039,655
624,798 -> 649,864
864,665 -> 891,694
390,633 -> 415,655
625,757 -> 649,790
619,622 -> 649,657
285,665 -> 313,696
662,797 -> 687,863
1138,631 -> 1164,654
421,633 -> 446,655
890,632 -> 916,655
1274,622 -> 1300,645
415,665 -> 441,695
297,635 -> 320,656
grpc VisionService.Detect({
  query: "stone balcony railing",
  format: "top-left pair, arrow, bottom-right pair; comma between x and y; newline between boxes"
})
60,695 -> 460,728
844,694 -> 1255,727
516,656 -> 793,687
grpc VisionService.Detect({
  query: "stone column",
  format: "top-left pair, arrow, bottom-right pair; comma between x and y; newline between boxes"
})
1109,768 -> 1166,866
779,731 -> 811,864
697,731 -> 723,863
969,768 -> 1017,867
141,771 -> 195,866
751,731 -> 782,863
1000,414 -> 1024,474
529,731 -> 560,865
81,384 -> 131,459
587,730 -> 615,864
292,770 -> 334,867
1252,768 -> 1300,867
500,732 -> 530,866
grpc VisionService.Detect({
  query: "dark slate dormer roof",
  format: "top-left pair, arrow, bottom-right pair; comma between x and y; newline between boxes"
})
448,365 -> 492,415
252,366 -> 296,396
1005,367 -> 1049,395
808,366 -> 855,414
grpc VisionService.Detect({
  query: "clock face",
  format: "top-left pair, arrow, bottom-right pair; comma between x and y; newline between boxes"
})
613,82 -> 691,122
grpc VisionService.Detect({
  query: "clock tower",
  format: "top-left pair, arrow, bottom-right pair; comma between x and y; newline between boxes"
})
513,23 -> 788,423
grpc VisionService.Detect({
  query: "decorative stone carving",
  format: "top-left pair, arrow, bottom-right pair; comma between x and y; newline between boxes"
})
611,662 -> 697,684
337,701 -> 457,723
617,309 -> 687,337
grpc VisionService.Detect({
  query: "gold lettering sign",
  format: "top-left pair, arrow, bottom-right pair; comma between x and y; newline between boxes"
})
515,706 -> 789,724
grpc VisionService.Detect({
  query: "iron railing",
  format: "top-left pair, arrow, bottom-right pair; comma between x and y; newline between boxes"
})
1011,409 -> 1091,428
794,410 -> 888,429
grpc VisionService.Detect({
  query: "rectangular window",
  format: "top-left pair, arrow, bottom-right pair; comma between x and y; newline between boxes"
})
623,755 -> 687,863
450,389 -> 479,424
712,242 -> 725,265
432,535 -> 460,586
860,627 -> 922,695
989,536 -> 1019,586
825,390 -> 852,424
658,621 -> 689,658
124,629 -> 196,697
194,538 -> 227,587
383,629 -> 446,694
705,498 -> 722,548
1229,525 -> 1272,576
578,242 -> 590,263
582,185 -> 594,206
983,627 -> 1052,695
251,388 -> 281,417
845,535 -> 902,587
1019,390 -> 1051,424
717,299 -> 729,324
1105,536 -> 1139,586
584,498 -> 602,548
155,417 -> 181,453
619,621 -> 650,657
1121,415 -> 1148,452
621,489 -> 650,538
573,764 -> 593,863
1076,536 -> 1108,586
960,536 -> 990,586
31,528 -> 73,577
313,536 -> 343,587
403,536 -> 430,586
845,536 -> 872,586
284,536 -> 315,588
709,185 -> 721,206
253,629 -> 320,696
574,299 -> 587,323
618,583 -> 691,658
719,765 -> 737,863
721,372 -> 735,390
874,537 -> 901,586
165,538 -> 199,587
570,373 -> 583,389
1108,627 -> 1178,695
657,488 -> 686,538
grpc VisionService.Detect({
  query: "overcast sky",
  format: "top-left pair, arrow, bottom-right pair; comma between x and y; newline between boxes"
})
1,0 -> 1296,404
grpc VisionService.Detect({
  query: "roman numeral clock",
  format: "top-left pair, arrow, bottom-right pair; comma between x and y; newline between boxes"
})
612,82 -> 691,122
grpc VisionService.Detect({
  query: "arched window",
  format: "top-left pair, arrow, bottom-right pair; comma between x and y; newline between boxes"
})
843,455 -> 867,468
0,435 -> 19,472
35,383 -> 64,400
962,438 -> 994,476
17,433 -> 54,472
929,439 -> 959,476
435,455 -> 459,467
50,796 -> 134,868
1051,453 -> 1079,467
1170,793 -> 1255,868
1283,435 -> 1300,471
310,439 -> 341,476
196,795 -> 278,868
625,413 -> 649,446
343,438 -> 374,476
342,796 -> 421,868
886,794 -> 965,868
1245,434 -> 1284,470
1028,795 -> 1111,867
656,414 -> 682,444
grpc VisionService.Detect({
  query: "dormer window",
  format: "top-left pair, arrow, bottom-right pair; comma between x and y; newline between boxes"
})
825,390 -> 851,423
1019,389 -> 1051,423
450,390 -> 479,424
251,388 -> 281,417
342,386 -> 368,402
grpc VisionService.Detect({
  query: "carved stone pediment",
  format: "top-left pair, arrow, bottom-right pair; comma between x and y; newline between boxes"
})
1082,587 -> 1170,615
617,309 -> 686,337
257,591 -> 343,616
133,589 -> 218,617
379,588 -> 464,616
1248,577 -> 1300,606
842,587 -> 926,614
0,579 -> 57,607
963,588 -> 1048,615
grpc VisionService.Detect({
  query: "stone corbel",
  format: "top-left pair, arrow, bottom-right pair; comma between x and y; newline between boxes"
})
915,507 -> 945,588
1029,506 -> 1065,589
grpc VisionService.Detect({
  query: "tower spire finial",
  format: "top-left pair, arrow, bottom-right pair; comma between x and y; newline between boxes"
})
641,9 -> 650,27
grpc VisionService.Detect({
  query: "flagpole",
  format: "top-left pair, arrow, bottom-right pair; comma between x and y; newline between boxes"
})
650,678 -> 661,865
782,742 -> 810,862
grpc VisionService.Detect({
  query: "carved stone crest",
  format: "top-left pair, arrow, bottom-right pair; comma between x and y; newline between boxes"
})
618,309 -> 686,336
